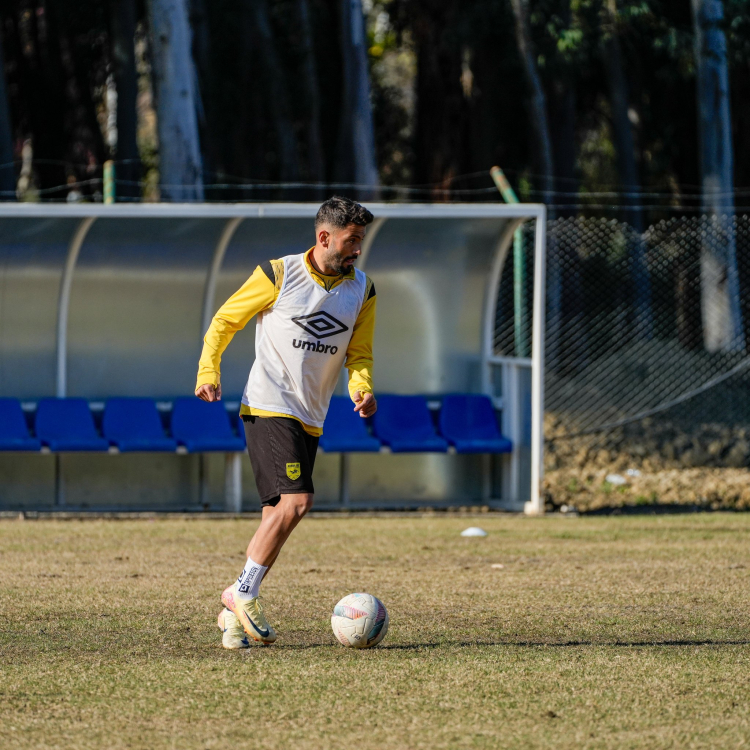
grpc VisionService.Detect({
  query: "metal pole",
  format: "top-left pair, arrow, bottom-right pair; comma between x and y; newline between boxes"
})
224,453 -> 242,513
339,453 -> 350,507
103,161 -> 115,204
54,217 -> 96,511
54,454 -> 65,507
513,231 -> 528,357
331,218 -> 385,508
482,220 -> 525,507
358,216 -> 387,271
201,218 -> 245,511
481,453 -> 492,503
501,361 -> 523,507
526,209 -> 546,515
56,217 -> 97,398
335,216 -> 387,397
481,221 -> 522,394
199,454 -> 209,508
490,167 -> 528,357
202,217 -> 244,335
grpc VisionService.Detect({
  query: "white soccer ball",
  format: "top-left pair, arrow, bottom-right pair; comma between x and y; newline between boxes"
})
331,593 -> 389,648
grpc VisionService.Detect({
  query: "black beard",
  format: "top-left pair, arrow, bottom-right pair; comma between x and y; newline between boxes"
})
328,254 -> 355,275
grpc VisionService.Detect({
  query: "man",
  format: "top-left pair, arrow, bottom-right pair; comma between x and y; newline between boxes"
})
195,196 -> 378,648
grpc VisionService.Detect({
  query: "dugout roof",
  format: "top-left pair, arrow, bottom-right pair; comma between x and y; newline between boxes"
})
0,203 -> 546,511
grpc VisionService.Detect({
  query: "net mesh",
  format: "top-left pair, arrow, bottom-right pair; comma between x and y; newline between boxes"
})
495,214 -> 750,470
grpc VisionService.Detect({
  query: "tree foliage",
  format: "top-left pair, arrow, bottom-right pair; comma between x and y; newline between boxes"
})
0,0 -> 746,210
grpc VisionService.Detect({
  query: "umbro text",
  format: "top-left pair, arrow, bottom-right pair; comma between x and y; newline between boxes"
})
293,339 -> 339,355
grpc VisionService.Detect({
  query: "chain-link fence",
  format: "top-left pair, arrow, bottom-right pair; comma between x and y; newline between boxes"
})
495,214 -> 750,508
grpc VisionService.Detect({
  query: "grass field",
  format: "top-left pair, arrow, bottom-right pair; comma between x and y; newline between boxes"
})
2,513 -> 750,749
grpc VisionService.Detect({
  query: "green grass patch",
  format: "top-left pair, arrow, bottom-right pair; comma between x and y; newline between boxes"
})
2,514 -> 750,749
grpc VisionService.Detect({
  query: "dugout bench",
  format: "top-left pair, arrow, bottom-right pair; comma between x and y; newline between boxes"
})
0,203 -> 546,511
0,394 -> 512,510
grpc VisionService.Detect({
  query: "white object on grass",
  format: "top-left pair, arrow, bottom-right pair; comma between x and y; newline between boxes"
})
605,473 -> 627,486
461,527 -> 488,537
490,563 -> 505,569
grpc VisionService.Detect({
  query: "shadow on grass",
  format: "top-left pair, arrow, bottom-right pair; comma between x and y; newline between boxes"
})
377,639 -> 750,650
580,503 -> 724,516
265,638 -> 750,651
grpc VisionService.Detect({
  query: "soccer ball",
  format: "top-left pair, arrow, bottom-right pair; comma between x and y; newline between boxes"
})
331,593 -> 389,648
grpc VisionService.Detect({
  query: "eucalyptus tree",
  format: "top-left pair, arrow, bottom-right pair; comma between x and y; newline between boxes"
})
599,0 -> 653,338
691,0 -> 743,352
509,0 -> 554,206
0,28 -> 14,199
336,0 -> 379,198
296,0 -> 325,193
247,0 -> 300,184
147,0 -> 204,201
109,0 -> 141,200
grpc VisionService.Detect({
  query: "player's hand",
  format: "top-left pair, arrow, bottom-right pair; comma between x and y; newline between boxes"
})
195,383 -> 222,402
353,391 -> 377,418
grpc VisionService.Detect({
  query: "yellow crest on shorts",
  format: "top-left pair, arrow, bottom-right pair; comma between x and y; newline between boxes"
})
286,462 -> 301,480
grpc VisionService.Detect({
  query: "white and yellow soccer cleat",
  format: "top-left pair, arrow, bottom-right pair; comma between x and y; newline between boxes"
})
217,608 -> 250,649
221,584 -> 278,644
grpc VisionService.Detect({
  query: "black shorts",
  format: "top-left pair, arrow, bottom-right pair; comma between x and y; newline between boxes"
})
242,415 -> 319,507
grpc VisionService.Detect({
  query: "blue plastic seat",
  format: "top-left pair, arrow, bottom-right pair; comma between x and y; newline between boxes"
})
319,396 -> 381,452
103,398 -> 177,452
0,398 -> 41,451
35,398 -> 109,451
171,398 -> 245,452
439,394 -> 513,453
371,395 -> 448,453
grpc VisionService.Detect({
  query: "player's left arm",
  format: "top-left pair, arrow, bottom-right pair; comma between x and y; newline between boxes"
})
346,277 -> 377,418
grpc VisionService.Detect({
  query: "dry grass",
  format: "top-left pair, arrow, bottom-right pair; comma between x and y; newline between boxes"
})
545,466 -> 750,511
2,514 -> 750,749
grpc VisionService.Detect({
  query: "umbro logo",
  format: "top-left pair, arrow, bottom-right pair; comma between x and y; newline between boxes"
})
292,311 -> 349,340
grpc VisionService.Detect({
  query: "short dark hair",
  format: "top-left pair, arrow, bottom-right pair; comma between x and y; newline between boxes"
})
315,196 -> 374,230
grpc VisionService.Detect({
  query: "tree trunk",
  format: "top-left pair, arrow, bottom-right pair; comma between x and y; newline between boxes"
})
22,3 -> 67,194
691,0 -> 743,352
547,0 -> 588,373
411,12 -> 465,195
232,3 -> 267,194
0,26 -> 15,199
296,0 -> 325,197
509,0 -> 559,368
110,0 -> 141,200
188,0 -> 212,186
147,0 -> 204,201
509,0 -> 553,206
549,80 -> 576,218
247,0 -> 300,189
675,253 -> 704,351
601,0 -> 643,232
601,0 -> 653,340
550,86 -> 589,374
336,0 -> 379,199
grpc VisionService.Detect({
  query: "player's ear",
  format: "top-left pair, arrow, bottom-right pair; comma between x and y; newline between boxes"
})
318,229 -> 330,247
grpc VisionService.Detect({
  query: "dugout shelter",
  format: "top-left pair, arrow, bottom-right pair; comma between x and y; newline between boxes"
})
0,203 -> 546,513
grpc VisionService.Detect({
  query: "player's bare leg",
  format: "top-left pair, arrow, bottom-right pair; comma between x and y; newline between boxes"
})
246,493 -> 313,567
221,493 -> 313,643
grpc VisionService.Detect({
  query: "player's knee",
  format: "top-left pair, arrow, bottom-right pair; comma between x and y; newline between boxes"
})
290,493 -> 313,518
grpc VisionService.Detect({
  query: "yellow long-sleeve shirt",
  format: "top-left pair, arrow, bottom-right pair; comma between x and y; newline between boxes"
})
196,249 -> 376,436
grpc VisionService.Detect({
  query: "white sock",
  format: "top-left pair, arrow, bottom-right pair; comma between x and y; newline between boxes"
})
235,556 -> 267,600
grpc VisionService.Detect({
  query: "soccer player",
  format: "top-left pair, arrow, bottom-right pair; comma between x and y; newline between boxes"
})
195,196 -> 378,648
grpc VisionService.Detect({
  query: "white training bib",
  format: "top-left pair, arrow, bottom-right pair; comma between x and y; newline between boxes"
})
242,253 -> 366,428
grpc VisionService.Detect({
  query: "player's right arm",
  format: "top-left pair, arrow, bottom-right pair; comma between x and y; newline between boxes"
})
195,261 -> 281,401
